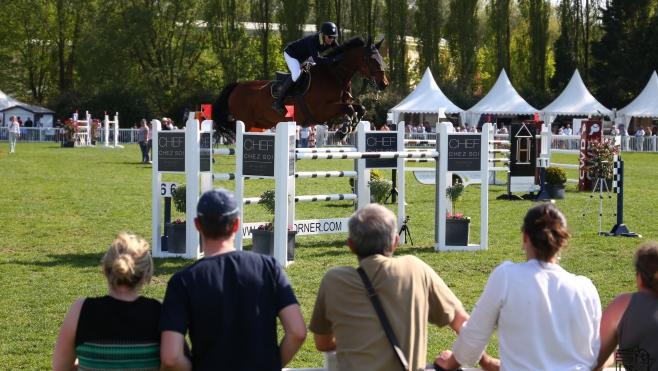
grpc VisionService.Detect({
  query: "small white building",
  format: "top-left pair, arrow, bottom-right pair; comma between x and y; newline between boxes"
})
0,89 -> 55,127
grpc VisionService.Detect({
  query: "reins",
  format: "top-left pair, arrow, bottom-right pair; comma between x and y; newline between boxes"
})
329,46 -> 384,100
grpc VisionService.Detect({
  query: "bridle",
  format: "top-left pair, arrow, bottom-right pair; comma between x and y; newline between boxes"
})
330,46 -> 385,99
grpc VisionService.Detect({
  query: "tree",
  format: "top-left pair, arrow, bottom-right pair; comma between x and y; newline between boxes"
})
348,0 -> 382,39
444,0 -> 480,92
205,0 -> 254,84
96,0 -> 211,112
513,0 -> 550,92
590,0 -> 655,108
384,0 -> 409,92
487,0 -> 512,76
551,0 -> 578,92
413,0 -> 444,80
279,0 -> 311,46
250,0 -> 274,80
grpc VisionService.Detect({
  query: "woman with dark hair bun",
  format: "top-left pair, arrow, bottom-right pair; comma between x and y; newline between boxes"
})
594,241 -> 658,371
435,204 -> 602,371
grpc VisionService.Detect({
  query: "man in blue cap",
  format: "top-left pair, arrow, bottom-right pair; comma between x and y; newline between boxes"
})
159,188 -> 306,370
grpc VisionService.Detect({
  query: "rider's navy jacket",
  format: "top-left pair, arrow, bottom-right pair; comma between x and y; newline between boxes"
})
284,33 -> 339,65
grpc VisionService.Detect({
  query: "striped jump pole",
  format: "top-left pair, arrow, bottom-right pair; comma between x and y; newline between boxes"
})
295,151 -> 439,160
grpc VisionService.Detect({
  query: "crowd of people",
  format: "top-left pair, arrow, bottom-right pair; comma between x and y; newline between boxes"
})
52,187 -> 658,371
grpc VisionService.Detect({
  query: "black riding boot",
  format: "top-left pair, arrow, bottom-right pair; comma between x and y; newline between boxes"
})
272,77 -> 295,114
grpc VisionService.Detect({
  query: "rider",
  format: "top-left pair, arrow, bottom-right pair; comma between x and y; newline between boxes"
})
271,21 -> 343,114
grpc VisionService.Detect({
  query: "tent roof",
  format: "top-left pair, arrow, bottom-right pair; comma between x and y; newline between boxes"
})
0,89 -> 23,111
618,71 -> 658,118
390,68 -> 463,114
541,69 -> 611,116
467,69 -> 538,114
0,104 -> 55,114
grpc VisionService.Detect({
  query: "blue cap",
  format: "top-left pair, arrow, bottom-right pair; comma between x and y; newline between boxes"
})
197,188 -> 239,225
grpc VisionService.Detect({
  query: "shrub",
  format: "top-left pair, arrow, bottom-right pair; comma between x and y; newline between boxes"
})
368,178 -> 392,204
350,169 -> 384,188
171,183 -> 186,214
545,166 -> 567,185
446,182 -> 466,219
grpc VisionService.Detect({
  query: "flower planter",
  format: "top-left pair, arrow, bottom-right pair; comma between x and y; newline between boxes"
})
445,217 -> 470,246
544,184 -> 566,200
251,229 -> 296,261
164,222 -> 187,254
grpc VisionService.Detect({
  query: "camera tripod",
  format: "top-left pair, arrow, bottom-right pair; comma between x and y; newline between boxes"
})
581,169 -> 617,235
399,217 -> 414,246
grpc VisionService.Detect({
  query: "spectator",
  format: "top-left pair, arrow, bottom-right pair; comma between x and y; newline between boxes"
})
462,123 -> 470,132
295,125 -> 301,147
380,123 -> 390,131
138,119 -> 149,164
594,241 -> 658,371
424,121 -> 432,133
310,204 -> 498,371
619,125 -> 628,136
610,125 -> 620,136
183,108 -> 190,123
17,116 -> 22,126
300,126 -> 311,148
8,116 -> 20,154
635,126 -> 645,151
24,117 -> 33,127
159,188 -> 306,370
35,117 -> 42,127
436,203 -> 601,371
563,124 -> 573,135
147,122 -> 153,163
53,233 -> 161,371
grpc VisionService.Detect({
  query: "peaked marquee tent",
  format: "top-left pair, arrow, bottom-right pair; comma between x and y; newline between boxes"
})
540,69 -> 611,124
389,67 -> 463,125
462,69 -> 538,126
0,89 -> 23,111
618,71 -> 658,126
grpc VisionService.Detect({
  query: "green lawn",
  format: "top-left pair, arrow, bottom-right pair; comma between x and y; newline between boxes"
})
1,142 -> 656,369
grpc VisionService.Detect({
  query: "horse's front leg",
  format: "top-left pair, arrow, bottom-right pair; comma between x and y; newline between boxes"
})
339,104 -> 355,137
353,105 -> 366,126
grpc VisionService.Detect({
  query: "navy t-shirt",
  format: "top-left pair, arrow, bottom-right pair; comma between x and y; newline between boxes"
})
158,251 -> 299,370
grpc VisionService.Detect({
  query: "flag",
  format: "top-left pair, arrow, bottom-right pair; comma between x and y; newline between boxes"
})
285,105 -> 294,122
201,104 -> 212,120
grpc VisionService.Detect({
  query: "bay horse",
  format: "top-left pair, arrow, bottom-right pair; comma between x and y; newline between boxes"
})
212,35 -> 388,141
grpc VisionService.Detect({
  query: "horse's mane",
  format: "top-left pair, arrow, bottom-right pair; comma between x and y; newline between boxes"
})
326,36 -> 365,57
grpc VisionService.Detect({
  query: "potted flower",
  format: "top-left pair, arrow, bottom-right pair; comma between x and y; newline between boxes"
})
544,166 -> 567,199
61,119 -> 77,147
90,119 -> 101,145
368,178 -> 392,204
445,182 -> 469,246
585,139 -> 620,191
350,169 -> 385,203
252,189 -> 296,261
164,183 -> 187,254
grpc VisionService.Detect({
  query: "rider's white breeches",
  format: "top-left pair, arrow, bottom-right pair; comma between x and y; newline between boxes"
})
284,52 -> 301,82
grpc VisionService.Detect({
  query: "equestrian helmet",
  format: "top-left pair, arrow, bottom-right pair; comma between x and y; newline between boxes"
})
321,22 -> 338,38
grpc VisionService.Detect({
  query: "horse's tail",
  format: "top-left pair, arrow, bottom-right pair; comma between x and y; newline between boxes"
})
213,82 -> 239,143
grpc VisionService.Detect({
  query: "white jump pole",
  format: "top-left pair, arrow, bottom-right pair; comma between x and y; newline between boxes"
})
234,121 -> 246,251
113,113 -> 123,148
273,121 -> 296,267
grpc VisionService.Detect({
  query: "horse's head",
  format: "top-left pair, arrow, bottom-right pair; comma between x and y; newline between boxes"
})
359,36 -> 388,91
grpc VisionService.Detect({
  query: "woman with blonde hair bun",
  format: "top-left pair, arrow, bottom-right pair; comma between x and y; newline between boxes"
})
594,241 -> 658,371
53,233 -> 161,371
435,203 -> 602,371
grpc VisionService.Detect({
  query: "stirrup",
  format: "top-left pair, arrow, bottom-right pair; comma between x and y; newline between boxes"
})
272,102 -> 285,115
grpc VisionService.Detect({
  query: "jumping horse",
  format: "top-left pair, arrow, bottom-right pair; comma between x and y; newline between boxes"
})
212,35 -> 388,141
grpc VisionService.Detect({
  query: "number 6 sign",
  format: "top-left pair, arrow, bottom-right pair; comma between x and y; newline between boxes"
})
160,182 -> 178,197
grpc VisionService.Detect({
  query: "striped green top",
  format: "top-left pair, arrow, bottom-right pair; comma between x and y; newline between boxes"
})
76,342 -> 160,371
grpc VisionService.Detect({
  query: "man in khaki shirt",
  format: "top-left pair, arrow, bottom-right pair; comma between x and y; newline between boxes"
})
309,204 -> 499,371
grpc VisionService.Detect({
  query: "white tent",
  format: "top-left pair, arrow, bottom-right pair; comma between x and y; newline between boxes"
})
462,69 -> 538,126
390,67 -> 463,125
540,69 -> 611,124
0,89 -> 23,110
618,71 -> 658,126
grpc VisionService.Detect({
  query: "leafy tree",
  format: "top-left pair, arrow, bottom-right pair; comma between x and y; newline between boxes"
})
413,0 -> 444,80
487,0 -> 512,76
205,0 -> 254,84
551,0 -> 578,92
279,0 -> 311,46
348,0 -> 382,40
444,0 -> 480,92
250,0 -> 274,80
517,0 -> 550,92
384,0 -> 409,92
590,0 -> 655,108
95,0 -> 211,112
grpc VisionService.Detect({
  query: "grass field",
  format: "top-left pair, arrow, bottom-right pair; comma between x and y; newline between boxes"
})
1,142 -> 656,369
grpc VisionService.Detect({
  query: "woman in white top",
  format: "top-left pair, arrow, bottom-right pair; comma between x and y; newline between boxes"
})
435,204 -> 602,371
8,116 -> 20,154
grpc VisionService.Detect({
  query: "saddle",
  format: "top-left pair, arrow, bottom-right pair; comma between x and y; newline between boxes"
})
270,63 -> 312,99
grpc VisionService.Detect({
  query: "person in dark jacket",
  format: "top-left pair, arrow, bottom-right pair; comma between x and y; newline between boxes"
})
272,22 -> 342,114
